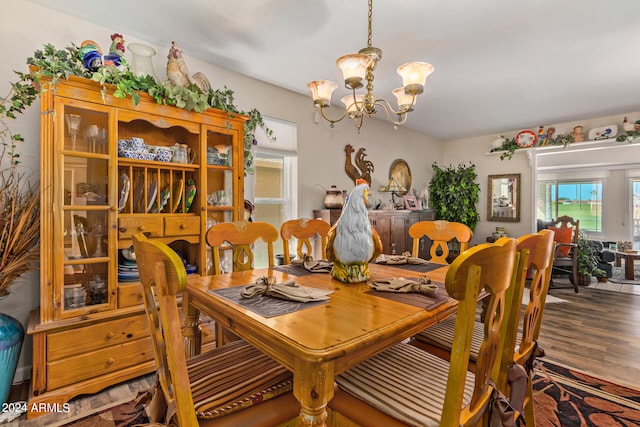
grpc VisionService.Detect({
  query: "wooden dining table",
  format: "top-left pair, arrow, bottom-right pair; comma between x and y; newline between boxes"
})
182,262 -> 454,427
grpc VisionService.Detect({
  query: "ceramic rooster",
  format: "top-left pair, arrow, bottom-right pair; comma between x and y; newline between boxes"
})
104,33 -> 125,67
326,180 -> 383,283
166,41 -> 212,92
344,144 -> 374,186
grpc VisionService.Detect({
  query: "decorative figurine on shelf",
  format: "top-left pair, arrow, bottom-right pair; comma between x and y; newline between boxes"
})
326,179 -> 383,283
166,41 -> 211,92
79,40 -> 104,72
537,125 -> 546,146
104,33 -> 125,67
572,125 -> 585,142
344,144 -> 374,186
546,127 -> 556,141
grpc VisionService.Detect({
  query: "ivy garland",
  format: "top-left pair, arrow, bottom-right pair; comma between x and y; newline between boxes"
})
3,43 -> 273,174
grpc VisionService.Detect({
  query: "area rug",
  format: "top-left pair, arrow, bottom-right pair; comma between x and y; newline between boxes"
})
58,399 -> 149,427
609,264 -> 640,285
532,359 -> 640,426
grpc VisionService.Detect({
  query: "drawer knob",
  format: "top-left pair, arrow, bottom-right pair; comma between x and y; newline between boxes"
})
180,224 -> 187,229
107,358 -> 115,365
138,225 -> 146,231
119,227 -> 127,233
106,331 -> 115,339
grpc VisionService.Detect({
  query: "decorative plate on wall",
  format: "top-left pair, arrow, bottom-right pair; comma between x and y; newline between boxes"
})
389,159 -> 411,195
515,130 -> 537,148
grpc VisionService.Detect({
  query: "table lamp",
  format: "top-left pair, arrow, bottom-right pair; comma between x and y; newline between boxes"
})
378,178 -> 406,209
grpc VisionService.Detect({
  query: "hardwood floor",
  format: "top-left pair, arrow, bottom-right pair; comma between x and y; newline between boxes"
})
538,279 -> 640,389
8,280 -> 640,424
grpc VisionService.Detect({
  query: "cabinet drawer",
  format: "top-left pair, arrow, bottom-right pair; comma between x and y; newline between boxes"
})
165,216 -> 200,236
118,217 -> 163,239
118,283 -> 144,308
47,337 -> 152,390
47,314 -> 150,361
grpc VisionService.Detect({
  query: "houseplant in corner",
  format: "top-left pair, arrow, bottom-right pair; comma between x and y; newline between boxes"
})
0,82 -> 41,406
428,162 -> 480,259
574,231 -> 605,286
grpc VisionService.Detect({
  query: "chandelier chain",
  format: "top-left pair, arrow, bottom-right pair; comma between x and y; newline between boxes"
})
367,0 -> 373,48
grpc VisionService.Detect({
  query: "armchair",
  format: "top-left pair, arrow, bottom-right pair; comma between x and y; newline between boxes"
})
546,215 -> 580,292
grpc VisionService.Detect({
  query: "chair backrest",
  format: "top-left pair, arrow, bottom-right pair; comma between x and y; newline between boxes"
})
205,221 -> 279,274
441,236 -> 518,426
280,218 -> 331,264
408,220 -> 473,263
132,233 -> 199,426
497,229 -> 556,391
548,215 -> 579,257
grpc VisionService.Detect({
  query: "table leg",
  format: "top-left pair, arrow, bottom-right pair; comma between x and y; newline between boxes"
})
293,360 -> 334,427
625,255 -> 635,280
182,293 -> 202,358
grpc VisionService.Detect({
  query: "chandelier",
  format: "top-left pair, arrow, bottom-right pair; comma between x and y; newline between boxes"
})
307,0 -> 434,131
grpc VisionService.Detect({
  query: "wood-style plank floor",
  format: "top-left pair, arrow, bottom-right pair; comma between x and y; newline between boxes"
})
537,279 -> 640,389
9,281 -> 640,425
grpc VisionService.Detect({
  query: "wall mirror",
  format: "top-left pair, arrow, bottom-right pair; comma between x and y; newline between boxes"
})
488,173 -> 520,222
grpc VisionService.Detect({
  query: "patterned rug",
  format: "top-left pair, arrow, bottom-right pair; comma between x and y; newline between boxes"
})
533,359 -> 640,426
59,399 -> 149,427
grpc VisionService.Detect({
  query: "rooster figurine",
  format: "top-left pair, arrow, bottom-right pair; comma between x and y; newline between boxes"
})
344,144 -> 374,186
326,179 -> 383,283
166,41 -> 212,92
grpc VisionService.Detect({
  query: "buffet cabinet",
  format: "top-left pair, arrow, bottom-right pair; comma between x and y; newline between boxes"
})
27,74 -> 246,416
313,209 -> 435,258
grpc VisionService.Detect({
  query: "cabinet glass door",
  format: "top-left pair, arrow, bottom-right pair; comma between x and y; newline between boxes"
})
60,104 -> 112,316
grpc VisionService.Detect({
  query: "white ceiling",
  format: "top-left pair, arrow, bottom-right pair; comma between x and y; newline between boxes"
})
28,0 -> 640,140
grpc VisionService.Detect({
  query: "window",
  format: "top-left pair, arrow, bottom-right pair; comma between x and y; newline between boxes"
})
632,179 -> 640,249
248,118 -> 297,268
536,179 -> 603,233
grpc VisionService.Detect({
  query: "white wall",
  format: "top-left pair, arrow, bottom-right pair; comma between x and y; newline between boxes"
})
1,2 -> 443,380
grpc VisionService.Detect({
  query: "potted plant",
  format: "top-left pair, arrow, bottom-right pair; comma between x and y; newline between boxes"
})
428,162 -> 480,259
574,231 -> 605,286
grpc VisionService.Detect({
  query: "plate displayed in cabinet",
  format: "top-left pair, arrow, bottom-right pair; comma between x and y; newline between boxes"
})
172,179 -> 184,213
152,185 -> 171,213
146,180 -> 158,213
118,173 -> 130,212
184,179 -> 197,213
588,125 -> 617,141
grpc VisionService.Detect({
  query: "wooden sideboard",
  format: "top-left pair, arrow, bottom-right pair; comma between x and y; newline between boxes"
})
313,209 -> 435,258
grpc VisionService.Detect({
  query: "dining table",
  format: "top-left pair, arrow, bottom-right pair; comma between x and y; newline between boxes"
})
182,261 -> 455,427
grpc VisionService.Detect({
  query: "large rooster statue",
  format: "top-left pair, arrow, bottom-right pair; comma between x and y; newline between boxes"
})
326,179 -> 383,283
166,41 -> 211,92
344,144 -> 375,186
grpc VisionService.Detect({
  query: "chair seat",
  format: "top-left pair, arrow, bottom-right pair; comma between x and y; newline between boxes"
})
414,316 -> 483,362
188,340 -> 293,419
334,342 -> 474,427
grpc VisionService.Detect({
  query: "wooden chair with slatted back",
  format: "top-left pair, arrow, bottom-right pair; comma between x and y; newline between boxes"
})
205,221 -> 279,274
411,229 -> 555,425
408,220 -> 473,263
547,215 -> 580,292
328,237 -> 519,427
280,218 -> 331,264
131,233 -> 298,427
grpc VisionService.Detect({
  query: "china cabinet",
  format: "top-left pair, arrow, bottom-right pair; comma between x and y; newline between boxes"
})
27,74 -> 246,416
313,209 -> 435,258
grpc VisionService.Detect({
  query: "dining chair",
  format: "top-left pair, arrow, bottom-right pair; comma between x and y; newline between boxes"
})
205,220 -> 279,274
411,229 -> 556,426
408,220 -> 473,264
131,233 -> 298,427
328,237 -> 518,427
280,218 -> 331,264
547,215 -> 580,292
205,221 -> 279,345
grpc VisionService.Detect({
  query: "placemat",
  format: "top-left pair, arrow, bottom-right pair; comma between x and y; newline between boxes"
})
273,264 -> 313,277
366,281 -> 450,311
376,262 -> 445,273
209,286 -> 328,318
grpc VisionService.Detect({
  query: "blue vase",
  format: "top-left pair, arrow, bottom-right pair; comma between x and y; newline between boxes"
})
0,313 -> 24,406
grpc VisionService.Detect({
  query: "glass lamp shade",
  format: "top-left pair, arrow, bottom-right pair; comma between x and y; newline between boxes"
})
378,178 -> 406,193
397,62 -> 434,95
336,53 -> 372,90
392,87 -> 415,111
341,94 -> 365,117
308,80 -> 338,107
